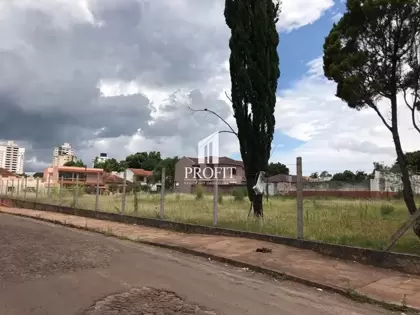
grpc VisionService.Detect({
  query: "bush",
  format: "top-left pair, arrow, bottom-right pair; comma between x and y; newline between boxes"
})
394,190 -> 404,200
218,194 -> 223,204
380,204 -> 395,217
232,187 -> 246,201
195,184 -> 204,200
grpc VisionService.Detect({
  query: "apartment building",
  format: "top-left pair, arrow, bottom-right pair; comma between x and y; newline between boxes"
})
52,142 -> 76,167
0,141 -> 25,174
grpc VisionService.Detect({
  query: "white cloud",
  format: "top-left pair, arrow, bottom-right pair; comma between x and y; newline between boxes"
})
0,0 -> 337,171
273,56 -> 420,175
279,0 -> 334,31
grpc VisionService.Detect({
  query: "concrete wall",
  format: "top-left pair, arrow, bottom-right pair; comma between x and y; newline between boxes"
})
370,170 -> 420,194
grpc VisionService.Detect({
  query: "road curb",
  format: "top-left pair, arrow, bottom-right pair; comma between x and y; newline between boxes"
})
1,210 -> 419,314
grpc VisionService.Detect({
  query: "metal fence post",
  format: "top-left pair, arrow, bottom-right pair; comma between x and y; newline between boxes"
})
121,170 -> 127,214
95,172 -> 100,211
5,180 -> 8,196
16,178 -> 20,197
0,176 -> 3,195
296,156 -> 304,239
11,179 -> 14,196
59,176 -> 63,204
35,178 -> 39,201
24,177 -> 27,200
213,177 -> 218,226
74,174 -> 79,208
160,168 -> 165,219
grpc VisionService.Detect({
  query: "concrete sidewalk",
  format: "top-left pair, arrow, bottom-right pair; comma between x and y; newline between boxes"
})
2,207 -> 420,312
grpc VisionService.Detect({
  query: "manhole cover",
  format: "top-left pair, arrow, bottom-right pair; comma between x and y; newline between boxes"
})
82,287 -> 217,315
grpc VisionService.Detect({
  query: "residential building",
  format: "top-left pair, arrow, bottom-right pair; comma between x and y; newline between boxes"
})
102,173 -> 132,193
0,170 -> 42,194
174,156 -> 246,194
43,166 -> 105,188
0,141 -> 25,174
52,142 -> 76,167
115,168 -> 153,185
96,153 -> 109,164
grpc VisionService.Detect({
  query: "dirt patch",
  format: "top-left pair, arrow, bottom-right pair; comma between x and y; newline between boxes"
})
82,287 -> 217,315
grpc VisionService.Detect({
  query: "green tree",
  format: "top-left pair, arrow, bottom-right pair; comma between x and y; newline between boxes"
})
266,162 -> 289,177
94,158 -> 124,172
64,160 -> 86,167
152,156 -> 179,188
319,171 -> 331,178
331,170 -> 369,182
224,0 -> 280,216
310,172 -> 319,179
323,0 -> 420,237
392,151 -> 420,172
125,151 -> 162,171
332,170 -> 356,182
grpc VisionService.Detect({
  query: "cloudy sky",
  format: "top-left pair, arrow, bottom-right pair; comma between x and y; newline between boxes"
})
1,0 -> 419,175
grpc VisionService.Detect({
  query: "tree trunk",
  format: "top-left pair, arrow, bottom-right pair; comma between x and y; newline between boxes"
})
246,172 -> 264,217
253,193 -> 263,217
390,95 -> 420,238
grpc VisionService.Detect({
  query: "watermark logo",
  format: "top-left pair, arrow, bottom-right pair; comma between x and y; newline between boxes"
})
184,132 -> 237,185
198,131 -> 219,164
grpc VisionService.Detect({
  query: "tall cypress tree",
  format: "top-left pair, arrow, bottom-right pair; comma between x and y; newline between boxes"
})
224,0 -> 280,216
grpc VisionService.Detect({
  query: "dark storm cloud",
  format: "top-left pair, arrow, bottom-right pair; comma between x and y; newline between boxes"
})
0,0 -> 231,171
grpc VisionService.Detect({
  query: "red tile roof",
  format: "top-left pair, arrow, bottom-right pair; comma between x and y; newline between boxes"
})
129,168 -> 153,176
0,168 -> 15,177
103,173 -> 126,184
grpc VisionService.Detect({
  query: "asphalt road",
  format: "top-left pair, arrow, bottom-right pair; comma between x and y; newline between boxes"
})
0,214 -> 398,315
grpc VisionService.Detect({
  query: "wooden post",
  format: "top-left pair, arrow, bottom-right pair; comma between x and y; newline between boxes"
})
74,174 -> 79,207
95,172 -> 100,211
160,168 -> 165,219
23,177 -> 27,200
296,157 -> 304,239
59,176 -> 63,204
213,177 -> 218,226
35,178 -> 39,201
385,208 -> 420,251
121,170 -> 127,214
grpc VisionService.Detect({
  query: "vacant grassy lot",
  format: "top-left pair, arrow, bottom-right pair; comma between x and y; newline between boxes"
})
17,189 -> 420,254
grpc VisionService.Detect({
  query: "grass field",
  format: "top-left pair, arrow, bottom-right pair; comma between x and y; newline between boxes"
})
14,189 -> 420,254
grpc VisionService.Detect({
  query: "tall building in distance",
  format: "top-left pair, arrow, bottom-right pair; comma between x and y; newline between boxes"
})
96,153 -> 109,163
92,153 -> 109,167
0,140 -> 25,174
52,142 -> 76,167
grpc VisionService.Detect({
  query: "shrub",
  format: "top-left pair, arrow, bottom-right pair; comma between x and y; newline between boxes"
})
232,187 -> 246,201
380,204 -> 395,217
218,194 -> 223,204
195,184 -> 204,200
394,190 -> 404,200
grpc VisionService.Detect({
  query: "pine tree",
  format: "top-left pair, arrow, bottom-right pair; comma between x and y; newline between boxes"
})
224,0 -> 280,216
